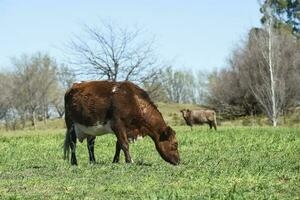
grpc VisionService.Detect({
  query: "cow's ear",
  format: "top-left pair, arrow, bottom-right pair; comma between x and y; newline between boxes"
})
167,126 -> 174,134
160,126 -> 175,141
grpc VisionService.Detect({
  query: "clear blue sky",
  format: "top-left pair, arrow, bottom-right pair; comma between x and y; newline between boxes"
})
0,0 -> 261,72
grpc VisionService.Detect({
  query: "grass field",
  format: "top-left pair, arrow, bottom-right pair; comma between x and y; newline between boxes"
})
0,126 -> 299,199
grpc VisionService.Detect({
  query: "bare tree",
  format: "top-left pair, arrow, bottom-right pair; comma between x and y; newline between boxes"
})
244,28 -> 281,126
163,67 -> 186,103
207,68 -> 256,119
142,68 -> 169,102
38,55 -> 59,124
51,64 -> 76,118
11,53 -> 58,128
208,26 -> 300,122
67,21 -> 160,84
266,4 -> 277,126
195,71 -> 209,104
251,0 -> 299,126
57,64 -> 76,90
161,67 -> 207,104
229,27 -> 300,125
1,54 -> 76,129
0,73 -> 11,120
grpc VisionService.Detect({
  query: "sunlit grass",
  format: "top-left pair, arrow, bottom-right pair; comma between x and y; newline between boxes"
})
0,126 -> 299,199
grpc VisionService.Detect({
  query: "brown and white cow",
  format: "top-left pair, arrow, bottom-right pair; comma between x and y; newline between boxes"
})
180,109 -> 217,130
63,81 -> 180,165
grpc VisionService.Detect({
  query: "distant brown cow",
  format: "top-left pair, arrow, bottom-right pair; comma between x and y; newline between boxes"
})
64,80 -> 180,165
180,109 -> 217,130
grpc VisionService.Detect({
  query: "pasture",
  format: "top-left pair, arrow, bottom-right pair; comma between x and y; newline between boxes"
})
0,126 -> 299,199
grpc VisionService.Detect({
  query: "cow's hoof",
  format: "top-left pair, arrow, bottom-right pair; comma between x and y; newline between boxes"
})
126,159 -> 134,163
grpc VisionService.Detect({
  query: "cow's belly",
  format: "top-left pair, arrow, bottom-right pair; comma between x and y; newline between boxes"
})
74,121 -> 113,142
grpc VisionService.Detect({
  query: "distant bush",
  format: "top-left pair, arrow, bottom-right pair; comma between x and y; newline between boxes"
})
283,111 -> 300,127
242,117 -> 252,126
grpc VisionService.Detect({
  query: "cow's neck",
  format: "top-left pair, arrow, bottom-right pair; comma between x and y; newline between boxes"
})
146,114 -> 166,138
138,103 -> 171,161
135,97 -> 166,137
146,118 -> 169,162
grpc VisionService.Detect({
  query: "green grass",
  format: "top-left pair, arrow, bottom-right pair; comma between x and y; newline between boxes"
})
0,126 -> 299,199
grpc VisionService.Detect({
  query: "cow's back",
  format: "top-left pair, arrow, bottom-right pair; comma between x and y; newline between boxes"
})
191,110 -> 215,123
65,81 -> 115,126
65,80 -> 160,130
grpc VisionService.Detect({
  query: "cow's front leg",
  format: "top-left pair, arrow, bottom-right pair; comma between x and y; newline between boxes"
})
87,136 -> 96,164
208,122 -> 213,129
118,133 -> 132,163
112,120 -> 133,163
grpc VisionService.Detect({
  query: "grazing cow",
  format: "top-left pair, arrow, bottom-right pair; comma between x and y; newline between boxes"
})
63,81 -> 180,165
180,109 -> 217,130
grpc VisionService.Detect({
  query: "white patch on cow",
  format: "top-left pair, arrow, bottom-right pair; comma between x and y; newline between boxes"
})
136,135 -> 143,140
128,135 -> 144,144
112,85 -> 118,93
73,81 -> 86,84
74,121 -> 113,142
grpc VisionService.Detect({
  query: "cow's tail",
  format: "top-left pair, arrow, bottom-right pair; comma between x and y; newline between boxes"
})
63,89 -> 72,160
63,107 -> 72,160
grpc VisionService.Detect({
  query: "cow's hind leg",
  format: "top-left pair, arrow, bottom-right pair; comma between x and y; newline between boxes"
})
70,128 -> 78,165
112,140 -> 121,163
87,136 -> 96,164
212,121 -> 217,131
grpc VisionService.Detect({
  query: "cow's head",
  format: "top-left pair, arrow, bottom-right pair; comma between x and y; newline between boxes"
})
180,109 -> 192,125
180,109 -> 190,118
157,126 -> 180,165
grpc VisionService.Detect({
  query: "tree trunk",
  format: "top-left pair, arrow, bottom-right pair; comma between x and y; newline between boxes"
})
4,116 -> 9,131
43,109 -> 47,125
267,6 -> 277,127
31,110 -> 36,129
21,113 -> 26,129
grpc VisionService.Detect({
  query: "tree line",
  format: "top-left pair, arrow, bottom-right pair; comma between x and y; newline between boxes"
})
207,0 -> 300,126
0,0 -> 299,129
0,53 -> 75,130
